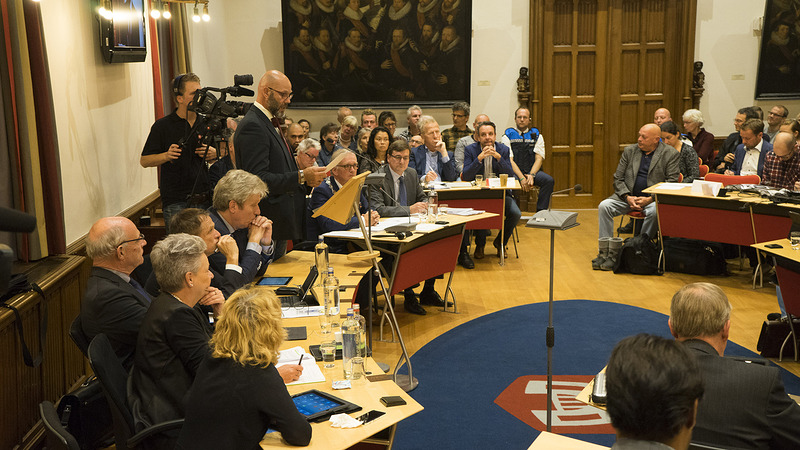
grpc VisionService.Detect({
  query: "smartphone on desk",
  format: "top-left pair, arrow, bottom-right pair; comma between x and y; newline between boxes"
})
357,410 -> 386,425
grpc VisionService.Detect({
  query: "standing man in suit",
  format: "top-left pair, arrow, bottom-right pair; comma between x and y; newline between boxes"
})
208,169 -> 273,280
410,115 -> 457,184
593,123 -> 680,270
669,282 -> 800,449
462,121 -> 522,257
80,216 -> 150,368
725,118 -> 772,178
234,70 -> 327,259
371,140 -> 446,315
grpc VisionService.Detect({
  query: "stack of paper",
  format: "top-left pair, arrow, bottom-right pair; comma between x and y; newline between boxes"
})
276,346 -> 326,385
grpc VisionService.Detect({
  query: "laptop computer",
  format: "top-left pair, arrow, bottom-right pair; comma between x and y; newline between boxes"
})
276,265 -> 319,307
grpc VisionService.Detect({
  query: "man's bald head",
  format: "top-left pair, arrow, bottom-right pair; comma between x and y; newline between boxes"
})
337,107 -> 352,124
472,114 -> 489,137
87,217 -> 145,273
654,108 -> 671,125
257,70 -> 292,116
772,131 -> 796,161
638,124 -> 662,153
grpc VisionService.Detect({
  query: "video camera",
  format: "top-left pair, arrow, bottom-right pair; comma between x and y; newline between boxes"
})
189,74 -> 254,120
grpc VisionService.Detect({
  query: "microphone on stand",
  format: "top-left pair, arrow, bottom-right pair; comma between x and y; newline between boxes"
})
530,184 -> 582,229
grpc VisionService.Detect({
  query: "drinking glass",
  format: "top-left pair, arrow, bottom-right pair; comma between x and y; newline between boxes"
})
475,174 -> 484,186
320,341 -> 336,369
791,231 -> 800,250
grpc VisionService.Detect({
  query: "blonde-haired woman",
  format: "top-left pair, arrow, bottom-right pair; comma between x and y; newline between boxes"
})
175,286 -> 312,449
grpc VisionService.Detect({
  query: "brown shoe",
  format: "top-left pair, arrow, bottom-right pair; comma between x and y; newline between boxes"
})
474,246 -> 485,259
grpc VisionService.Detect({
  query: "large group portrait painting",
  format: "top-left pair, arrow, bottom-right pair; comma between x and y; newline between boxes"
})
756,0 -> 800,99
281,0 -> 472,106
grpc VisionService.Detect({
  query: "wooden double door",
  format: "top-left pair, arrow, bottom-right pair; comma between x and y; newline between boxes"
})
529,0 -> 697,208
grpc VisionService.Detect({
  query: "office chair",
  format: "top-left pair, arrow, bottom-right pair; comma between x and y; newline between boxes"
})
87,334 -> 183,450
39,401 -> 80,450
699,164 -> 710,178
68,315 -> 90,358
704,173 -> 761,186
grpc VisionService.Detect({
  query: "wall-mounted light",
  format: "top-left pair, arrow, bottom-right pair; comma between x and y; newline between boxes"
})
162,2 -> 171,19
202,4 -> 209,21
98,0 -> 113,20
192,1 -> 200,22
150,0 -> 161,19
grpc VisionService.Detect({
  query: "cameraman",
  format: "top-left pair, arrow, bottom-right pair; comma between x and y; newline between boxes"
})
140,73 -> 217,229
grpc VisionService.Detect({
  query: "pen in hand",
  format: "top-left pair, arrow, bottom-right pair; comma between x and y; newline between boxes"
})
298,354 -> 304,365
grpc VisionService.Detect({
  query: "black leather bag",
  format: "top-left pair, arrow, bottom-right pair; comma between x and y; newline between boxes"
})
663,238 -> 728,276
57,376 -> 113,449
614,232 -> 662,275
757,318 -> 800,358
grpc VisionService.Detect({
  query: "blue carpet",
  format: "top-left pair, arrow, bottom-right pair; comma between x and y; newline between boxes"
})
393,300 -> 800,449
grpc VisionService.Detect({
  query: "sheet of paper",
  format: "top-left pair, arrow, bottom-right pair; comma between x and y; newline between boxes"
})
488,178 -> 502,188
447,207 -> 484,216
446,181 -> 474,189
656,182 -> 688,190
323,153 -> 346,172
276,346 -> 326,385
322,230 -> 364,239
415,223 -> 444,232
281,305 -> 324,318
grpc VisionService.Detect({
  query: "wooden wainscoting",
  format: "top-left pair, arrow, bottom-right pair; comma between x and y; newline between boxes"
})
0,256 -> 88,449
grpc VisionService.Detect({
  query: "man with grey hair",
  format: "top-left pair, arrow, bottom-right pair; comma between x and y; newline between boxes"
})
295,138 -> 320,171
410,115 -> 457,183
209,169 -> 273,280
441,101 -> 472,154
669,282 -> 800,448
80,216 -> 150,368
762,131 -> 800,190
337,106 -> 352,125
398,105 -> 422,141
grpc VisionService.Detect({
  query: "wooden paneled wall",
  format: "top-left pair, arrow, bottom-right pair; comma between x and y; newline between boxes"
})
0,255 -> 88,450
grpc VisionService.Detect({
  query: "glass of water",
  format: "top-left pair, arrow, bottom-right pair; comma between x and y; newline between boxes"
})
320,341 -> 336,369
791,231 -> 800,250
475,174 -> 484,186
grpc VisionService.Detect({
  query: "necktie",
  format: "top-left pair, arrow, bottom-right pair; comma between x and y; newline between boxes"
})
129,278 -> 151,303
271,117 -> 295,161
397,176 -> 407,206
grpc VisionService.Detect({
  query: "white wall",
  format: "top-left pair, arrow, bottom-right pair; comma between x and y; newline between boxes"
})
41,2 -> 158,244
189,0 -> 529,134
696,0 -> 800,135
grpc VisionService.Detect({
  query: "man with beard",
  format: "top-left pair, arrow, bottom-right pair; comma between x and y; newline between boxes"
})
313,28 -> 336,74
415,0 -> 440,32
428,25 -> 464,100
439,0 -> 465,30
413,22 -> 439,60
377,0 -> 414,45
379,27 -> 416,99
287,0 -> 312,30
235,70 -> 327,259
338,0 -> 371,44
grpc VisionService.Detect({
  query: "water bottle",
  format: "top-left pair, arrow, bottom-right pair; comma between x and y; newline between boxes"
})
427,189 -> 438,222
342,308 -> 359,379
314,236 -> 329,284
352,304 -> 367,357
323,267 -> 340,331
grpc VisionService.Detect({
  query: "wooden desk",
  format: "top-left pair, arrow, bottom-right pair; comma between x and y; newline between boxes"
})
436,180 -> 520,265
645,183 -> 795,287
527,431 -> 609,449
260,319 -> 423,449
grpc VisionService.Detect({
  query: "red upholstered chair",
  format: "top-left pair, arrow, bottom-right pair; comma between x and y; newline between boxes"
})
617,210 -> 646,237
704,173 -> 761,186
677,173 -> 684,183
698,164 -> 709,178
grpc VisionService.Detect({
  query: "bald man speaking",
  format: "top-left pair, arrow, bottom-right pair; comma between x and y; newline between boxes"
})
592,123 -> 680,270
234,70 -> 327,259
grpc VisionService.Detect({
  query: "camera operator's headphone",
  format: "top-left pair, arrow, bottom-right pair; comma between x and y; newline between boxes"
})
172,74 -> 186,97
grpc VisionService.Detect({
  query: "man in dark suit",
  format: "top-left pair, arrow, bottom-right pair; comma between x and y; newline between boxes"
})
593,123 -> 680,270
80,216 -> 150,368
371,140 -> 445,315
409,115 -> 457,184
669,282 -> 800,449
308,149 -> 379,251
462,121 -> 522,257
725,118 -> 772,178
234,70 -> 326,259
208,169 -> 273,280
714,107 -> 759,173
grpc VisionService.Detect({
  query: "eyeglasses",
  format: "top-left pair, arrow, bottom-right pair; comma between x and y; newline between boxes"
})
389,154 -> 410,161
268,87 -> 293,100
452,113 -> 467,118
337,164 -> 359,170
769,111 -> 788,117
117,233 -> 145,247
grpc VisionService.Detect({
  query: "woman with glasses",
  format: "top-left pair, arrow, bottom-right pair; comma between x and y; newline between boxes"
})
358,126 -> 393,174
661,121 -> 700,183
128,233 -> 224,448
681,109 -> 714,166
175,286 -> 312,449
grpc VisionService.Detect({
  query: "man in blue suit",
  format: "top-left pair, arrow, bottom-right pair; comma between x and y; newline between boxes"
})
462,121 -> 522,256
725,118 -> 771,178
409,115 -> 458,184
234,70 -> 327,259
208,169 -> 273,281
308,149 -> 379,253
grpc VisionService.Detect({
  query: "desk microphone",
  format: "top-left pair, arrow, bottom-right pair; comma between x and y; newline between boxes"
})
530,184 -> 582,229
367,173 -> 417,233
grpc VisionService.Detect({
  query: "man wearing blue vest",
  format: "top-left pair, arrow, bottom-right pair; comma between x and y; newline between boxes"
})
500,107 -> 555,211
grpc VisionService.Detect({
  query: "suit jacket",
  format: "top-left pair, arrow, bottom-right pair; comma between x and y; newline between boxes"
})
409,145 -> 457,182
370,165 -> 426,217
207,208 -> 270,280
611,141 -> 680,201
128,293 -> 212,431
80,267 -> 151,368
731,140 -> 772,178
144,261 -> 246,300
461,141 -> 515,181
685,339 -> 800,449
307,176 -> 368,252
234,106 -> 305,240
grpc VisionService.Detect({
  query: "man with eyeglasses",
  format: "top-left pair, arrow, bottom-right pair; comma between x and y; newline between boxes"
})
80,217 -> 150,368
765,105 -> 789,142
372,140 -> 447,315
713,106 -> 759,173
308,149 -> 379,253
235,70 -> 327,259
441,101 -> 472,155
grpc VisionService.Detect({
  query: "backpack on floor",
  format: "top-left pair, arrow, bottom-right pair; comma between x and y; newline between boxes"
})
614,232 -> 662,275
